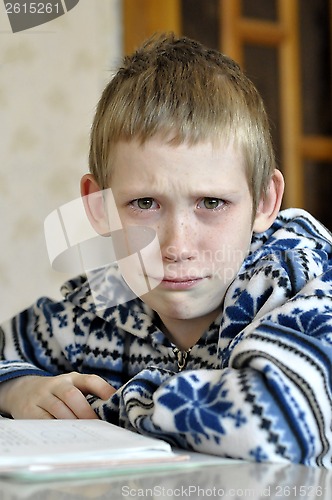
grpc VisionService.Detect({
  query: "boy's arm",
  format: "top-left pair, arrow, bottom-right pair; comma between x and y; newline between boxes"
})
0,297 -> 115,418
0,297 -> 78,382
0,372 -> 115,419
96,283 -> 332,466
150,320 -> 332,466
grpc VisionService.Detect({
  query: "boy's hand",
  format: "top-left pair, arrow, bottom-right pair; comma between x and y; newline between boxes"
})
0,372 -> 116,419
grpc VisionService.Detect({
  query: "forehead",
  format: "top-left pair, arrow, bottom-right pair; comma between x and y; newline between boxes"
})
111,137 -> 247,183
108,139 -> 252,201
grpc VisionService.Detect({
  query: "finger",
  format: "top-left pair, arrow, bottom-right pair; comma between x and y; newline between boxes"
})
46,392 -> 81,419
52,384 -> 98,419
70,373 -> 116,400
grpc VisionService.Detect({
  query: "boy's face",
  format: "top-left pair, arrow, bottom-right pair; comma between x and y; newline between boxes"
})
107,137 -> 259,327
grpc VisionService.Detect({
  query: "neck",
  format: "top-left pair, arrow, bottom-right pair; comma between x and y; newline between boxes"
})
158,308 -> 221,351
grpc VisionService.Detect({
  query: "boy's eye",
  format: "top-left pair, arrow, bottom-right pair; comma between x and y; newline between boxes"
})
198,197 -> 225,210
132,198 -> 157,210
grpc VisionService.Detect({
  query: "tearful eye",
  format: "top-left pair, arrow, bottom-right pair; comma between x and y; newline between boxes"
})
200,197 -> 225,210
134,198 -> 156,210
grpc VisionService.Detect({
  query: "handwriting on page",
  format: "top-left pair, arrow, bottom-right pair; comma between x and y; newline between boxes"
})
0,421 -> 111,452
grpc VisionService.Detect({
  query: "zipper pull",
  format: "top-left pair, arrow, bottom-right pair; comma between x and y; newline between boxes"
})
173,347 -> 191,372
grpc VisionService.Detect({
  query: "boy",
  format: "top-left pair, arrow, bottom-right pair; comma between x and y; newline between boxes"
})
0,34 -> 331,467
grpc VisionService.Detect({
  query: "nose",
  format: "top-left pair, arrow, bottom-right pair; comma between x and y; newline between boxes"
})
160,213 -> 196,262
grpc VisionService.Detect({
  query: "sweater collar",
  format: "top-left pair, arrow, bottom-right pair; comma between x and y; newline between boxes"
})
61,264 -> 221,347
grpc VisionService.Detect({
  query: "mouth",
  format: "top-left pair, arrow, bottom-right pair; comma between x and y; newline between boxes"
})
156,276 -> 207,290
163,276 -> 203,282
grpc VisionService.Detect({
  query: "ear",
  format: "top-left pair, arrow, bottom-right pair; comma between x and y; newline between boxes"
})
80,174 -> 110,236
252,169 -> 284,233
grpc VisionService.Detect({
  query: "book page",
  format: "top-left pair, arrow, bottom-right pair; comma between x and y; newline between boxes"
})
0,420 -> 241,482
0,419 -> 174,468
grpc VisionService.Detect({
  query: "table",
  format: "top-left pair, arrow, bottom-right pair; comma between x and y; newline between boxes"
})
0,460 -> 331,500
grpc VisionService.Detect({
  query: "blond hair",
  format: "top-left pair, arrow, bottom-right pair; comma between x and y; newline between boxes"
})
89,33 -> 276,213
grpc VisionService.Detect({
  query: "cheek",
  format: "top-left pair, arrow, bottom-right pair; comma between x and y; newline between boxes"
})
202,222 -> 252,269
112,225 -> 164,293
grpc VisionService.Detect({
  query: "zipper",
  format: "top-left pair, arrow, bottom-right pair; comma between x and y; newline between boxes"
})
172,347 -> 192,372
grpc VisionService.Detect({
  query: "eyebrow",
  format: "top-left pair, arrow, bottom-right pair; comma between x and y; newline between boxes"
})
114,187 -> 243,199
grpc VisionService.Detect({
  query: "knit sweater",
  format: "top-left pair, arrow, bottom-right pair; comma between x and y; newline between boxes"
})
1,208 -> 332,467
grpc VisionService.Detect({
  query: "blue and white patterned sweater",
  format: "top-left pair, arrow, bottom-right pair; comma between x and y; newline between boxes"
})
1,208 -> 332,467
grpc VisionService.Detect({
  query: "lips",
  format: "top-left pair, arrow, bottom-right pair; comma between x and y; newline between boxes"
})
155,276 -> 207,290
162,276 -> 203,282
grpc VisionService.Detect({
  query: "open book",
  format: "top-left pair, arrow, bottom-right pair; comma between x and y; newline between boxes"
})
0,419 -> 188,480
0,419 -> 237,481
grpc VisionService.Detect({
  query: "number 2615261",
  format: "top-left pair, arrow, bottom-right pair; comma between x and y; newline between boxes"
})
5,3 -> 61,14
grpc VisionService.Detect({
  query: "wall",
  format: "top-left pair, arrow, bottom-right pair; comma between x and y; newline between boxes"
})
0,0 -> 122,322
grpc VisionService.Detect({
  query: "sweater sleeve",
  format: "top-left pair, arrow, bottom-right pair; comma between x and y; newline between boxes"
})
105,272 -> 332,467
0,297 -> 81,383
152,325 -> 332,466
